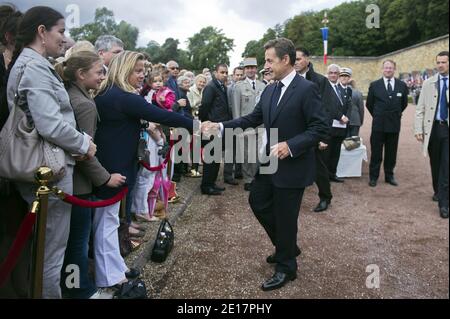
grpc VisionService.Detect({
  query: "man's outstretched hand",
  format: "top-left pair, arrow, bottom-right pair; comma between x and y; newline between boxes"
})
201,121 -> 221,138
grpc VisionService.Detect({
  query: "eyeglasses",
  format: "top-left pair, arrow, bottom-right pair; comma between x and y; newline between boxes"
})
169,67 -> 179,70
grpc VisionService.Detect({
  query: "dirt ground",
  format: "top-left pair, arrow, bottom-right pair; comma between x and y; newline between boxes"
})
141,104 -> 449,299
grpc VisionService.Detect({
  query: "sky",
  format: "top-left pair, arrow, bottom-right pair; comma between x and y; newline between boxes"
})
11,0 -> 348,68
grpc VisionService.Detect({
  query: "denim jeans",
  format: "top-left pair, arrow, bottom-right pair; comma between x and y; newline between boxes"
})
61,195 -> 97,299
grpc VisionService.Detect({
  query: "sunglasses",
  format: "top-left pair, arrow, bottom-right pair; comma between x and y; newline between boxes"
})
169,67 -> 179,70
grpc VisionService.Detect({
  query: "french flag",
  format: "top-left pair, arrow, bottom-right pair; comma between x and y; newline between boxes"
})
321,27 -> 329,65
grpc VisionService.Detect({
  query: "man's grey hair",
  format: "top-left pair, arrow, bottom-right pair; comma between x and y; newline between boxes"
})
94,35 -> 124,52
327,64 -> 341,73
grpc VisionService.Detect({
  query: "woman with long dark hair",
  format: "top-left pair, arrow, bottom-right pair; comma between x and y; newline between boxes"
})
4,6 -> 96,298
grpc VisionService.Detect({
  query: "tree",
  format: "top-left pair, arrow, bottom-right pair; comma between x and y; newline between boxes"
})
115,21 -> 139,50
187,26 -> 234,72
241,27 -> 282,69
244,0 -> 449,58
70,7 -> 139,50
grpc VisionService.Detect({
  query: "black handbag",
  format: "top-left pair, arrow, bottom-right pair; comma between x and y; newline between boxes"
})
114,279 -> 148,299
150,219 -> 174,263
137,125 -> 150,164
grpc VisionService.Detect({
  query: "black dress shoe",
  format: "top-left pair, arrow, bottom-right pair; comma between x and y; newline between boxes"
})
213,184 -> 226,191
125,268 -> 140,279
261,271 -> 297,291
201,187 -> 222,195
224,179 -> 239,186
314,200 -> 330,212
433,194 -> 439,202
385,177 -> 398,186
244,183 -> 252,191
440,207 -> 449,219
369,180 -> 377,187
330,175 -> 344,183
266,249 -> 301,264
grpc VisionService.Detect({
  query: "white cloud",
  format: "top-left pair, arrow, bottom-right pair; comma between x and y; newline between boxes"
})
11,0 -> 348,69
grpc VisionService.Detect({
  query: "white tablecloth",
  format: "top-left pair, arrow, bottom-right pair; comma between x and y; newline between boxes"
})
336,144 -> 368,178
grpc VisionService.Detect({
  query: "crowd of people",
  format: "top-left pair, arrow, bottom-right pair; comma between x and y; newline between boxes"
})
0,4 -> 448,298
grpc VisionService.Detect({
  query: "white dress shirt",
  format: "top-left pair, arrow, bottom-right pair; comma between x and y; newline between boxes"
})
276,69 -> 297,105
329,80 -> 343,104
383,77 -> 395,91
246,77 -> 256,89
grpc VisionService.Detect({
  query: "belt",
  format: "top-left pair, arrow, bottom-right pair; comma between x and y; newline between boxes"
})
435,120 -> 448,125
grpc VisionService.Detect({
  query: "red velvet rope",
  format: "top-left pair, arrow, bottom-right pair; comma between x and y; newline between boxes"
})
0,212 -> 37,288
140,141 -> 174,172
61,187 -> 128,208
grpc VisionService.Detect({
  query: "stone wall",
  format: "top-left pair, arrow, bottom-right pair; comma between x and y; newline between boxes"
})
310,35 -> 449,95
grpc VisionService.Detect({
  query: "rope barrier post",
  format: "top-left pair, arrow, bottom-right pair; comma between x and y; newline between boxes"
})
29,167 -> 52,299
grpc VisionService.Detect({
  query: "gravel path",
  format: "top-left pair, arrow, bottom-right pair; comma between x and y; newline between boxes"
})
139,105 -> 449,299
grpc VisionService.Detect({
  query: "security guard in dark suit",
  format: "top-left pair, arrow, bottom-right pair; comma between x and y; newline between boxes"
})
366,60 -> 409,187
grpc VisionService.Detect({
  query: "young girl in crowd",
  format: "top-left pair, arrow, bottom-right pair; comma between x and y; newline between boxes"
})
142,70 -> 176,111
93,51 -> 192,290
131,122 -> 167,222
55,50 -> 126,299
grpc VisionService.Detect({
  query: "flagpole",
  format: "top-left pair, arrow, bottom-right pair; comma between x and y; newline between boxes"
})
321,12 -> 329,65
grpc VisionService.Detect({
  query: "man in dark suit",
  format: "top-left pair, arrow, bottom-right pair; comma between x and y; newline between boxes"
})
198,64 -> 233,195
322,64 -> 351,183
367,60 -> 409,187
202,38 -> 329,291
295,47 -> 332,213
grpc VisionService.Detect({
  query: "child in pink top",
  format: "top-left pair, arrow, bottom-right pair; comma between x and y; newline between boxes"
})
142,71 -> 176,111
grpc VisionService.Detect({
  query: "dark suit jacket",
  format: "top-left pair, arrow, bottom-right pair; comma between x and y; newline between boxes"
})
199,78 -> 232,122
366,78 -> 409,133
322,81 -> 350,137
305,63 -> 327,97
305,63 -> 331,141
223,73 -> 329,189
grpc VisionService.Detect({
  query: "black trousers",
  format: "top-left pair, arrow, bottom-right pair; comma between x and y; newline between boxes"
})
201,136 -> 233,189
347,125 -> 361,137
249,173 -> 304,274
369,131 -> 399,181
327,136 -> 345,177
315,148 -> 332,202
428,122 -> 449,209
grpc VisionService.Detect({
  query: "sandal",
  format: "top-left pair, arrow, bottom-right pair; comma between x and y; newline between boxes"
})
130,240 -> 142,251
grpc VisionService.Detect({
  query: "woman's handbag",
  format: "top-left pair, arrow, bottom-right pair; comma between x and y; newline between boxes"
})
0,66 -> 66,182
150,219 -> 174,263
343,136 -> 361,151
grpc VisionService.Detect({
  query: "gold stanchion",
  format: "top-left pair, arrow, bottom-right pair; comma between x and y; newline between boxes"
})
30,167 -> 53,299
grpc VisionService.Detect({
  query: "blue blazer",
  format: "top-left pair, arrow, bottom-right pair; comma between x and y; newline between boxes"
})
94,85 -> 192,198
223,74 -> 329,189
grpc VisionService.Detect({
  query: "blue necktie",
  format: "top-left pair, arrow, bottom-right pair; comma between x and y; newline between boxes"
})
440,77 -> 448,121
270,81 -> 284,120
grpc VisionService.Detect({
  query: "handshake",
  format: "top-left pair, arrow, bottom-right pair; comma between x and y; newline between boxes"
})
198,121 -> 222,138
